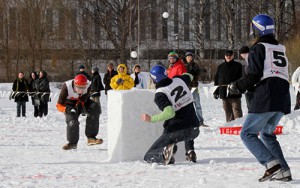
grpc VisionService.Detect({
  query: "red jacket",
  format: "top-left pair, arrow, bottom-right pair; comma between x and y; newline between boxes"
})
167,59 -> 187,78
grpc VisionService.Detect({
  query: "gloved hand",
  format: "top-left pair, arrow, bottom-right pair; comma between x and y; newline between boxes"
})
228,83 -> 240,95
65,106 -> 77,115
116,78 -> 124,85
213,87 -> 219,99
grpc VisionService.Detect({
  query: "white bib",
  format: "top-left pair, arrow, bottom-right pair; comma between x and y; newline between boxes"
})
65,80 -> 90,100
260,43 -> 289,81
156,78 -> 194,111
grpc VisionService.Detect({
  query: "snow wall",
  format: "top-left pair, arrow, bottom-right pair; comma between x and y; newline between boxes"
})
107,89 -> 185,163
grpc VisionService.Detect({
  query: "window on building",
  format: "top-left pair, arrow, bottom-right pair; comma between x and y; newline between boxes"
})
183,0 -> 189,41
151,1 -> 157,40
58,9 -> 65,40
9,8 -> 17,39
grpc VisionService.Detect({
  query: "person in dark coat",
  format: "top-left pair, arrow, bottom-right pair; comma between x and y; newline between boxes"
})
35,70 -> 50,117
12,72 -> 29,117
103,63 -> 118,95
213,50 -> 243,122
228,14 -> 292,182
76,65 -> 92,81
29,72 -> 39,117
90,66 -> 104,112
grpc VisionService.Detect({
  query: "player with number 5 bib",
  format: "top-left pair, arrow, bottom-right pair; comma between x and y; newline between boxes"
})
141,65 -> 200,165
227,14 -> 292,182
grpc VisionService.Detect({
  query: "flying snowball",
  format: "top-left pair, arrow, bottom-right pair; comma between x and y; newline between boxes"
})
162,12 -> 169,18
131,51 -> 138,58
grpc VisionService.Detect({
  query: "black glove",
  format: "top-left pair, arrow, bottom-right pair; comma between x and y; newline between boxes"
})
65,106 -> 77,115
213,87 -> 219,99
227,83 -> 240,95
116,78 -> 124,85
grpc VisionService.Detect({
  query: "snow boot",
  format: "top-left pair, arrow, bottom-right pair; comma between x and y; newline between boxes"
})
258,160 -> 281,182
163,144 -> 178,165
186,150 -> 197,163
62,143 -> 77,150
270,169 -> 292,182
200,123 -> 209,127
87,137 -> 103,146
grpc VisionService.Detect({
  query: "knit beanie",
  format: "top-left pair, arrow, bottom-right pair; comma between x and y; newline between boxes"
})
92,66 -> 99,72
168,51 -> 178,59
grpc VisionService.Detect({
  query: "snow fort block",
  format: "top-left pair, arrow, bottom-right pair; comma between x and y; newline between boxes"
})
107,89 -> 185,163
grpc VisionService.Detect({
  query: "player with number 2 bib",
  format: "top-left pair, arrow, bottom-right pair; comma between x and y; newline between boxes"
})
141,65 -> 200,165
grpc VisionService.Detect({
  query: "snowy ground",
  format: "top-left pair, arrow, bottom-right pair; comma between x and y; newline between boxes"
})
0,82 -> 299,188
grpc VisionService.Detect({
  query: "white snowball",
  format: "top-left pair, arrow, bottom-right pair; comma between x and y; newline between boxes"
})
199,177 -> 207,184
209,160 -> 216,165
151,162 -> 158,169
162,12 -> 169,18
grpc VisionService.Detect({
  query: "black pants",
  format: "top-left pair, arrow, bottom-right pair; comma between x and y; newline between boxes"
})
144,127 -> 200,163
294,91 -> 300,110
16,101 -> 26,117
65,100 -> 100,144
38,102 -> 48,117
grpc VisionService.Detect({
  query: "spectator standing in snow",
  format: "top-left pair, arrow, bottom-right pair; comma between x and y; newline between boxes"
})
76,64 -> 91,81
35,70 -> 50,117
239,46 -> 254,110
213,50 -> 243,122
12,72 -> 29,117
29,72 -> 39,117
130,64 -> 147,89
56,74 -> 103,150
90,66 -> 104,110
291,67 -> 300,110
228,14 -> 292,182
167,51 -> 187,78
141,65 -> 200,165
110,64 -> 134,90
184,51 -> 208,128
103,63 -> 118,95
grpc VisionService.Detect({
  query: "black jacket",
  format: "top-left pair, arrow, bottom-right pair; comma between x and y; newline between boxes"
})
12,78 -> 29,102
91,71 -> 104,97
103,69 -> 118,94
35,71 -> 50,103
214,60 -> 243,99
184,61 -> 205,87
235,35 -> 291,114
154,75 -> 199,133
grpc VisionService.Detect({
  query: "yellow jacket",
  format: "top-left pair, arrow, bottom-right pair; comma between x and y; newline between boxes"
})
110,64 -> 134,90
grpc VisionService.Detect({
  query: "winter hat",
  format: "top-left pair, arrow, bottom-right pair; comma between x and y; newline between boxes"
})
239,46 -> 250,54
92,66 -> 99,72
225,50 -> 233,56
185,52 -> 193,57
79,65 -> 85,69
168,51 -> 178,59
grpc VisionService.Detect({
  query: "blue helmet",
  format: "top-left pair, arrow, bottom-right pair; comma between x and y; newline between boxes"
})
150,65 -> 167,84
251,14 -> 275,38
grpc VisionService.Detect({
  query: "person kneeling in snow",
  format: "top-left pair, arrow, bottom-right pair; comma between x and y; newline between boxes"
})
141,65 -> 200,165
56,74 -> 103,150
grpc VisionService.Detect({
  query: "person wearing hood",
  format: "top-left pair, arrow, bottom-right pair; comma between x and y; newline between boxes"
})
213,50 -> 243,122
29,72 -> 39,117
12,72 -> 29,117
90,66 -> 104,111
35,70 -> 51,117
110,64 -> 134,90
